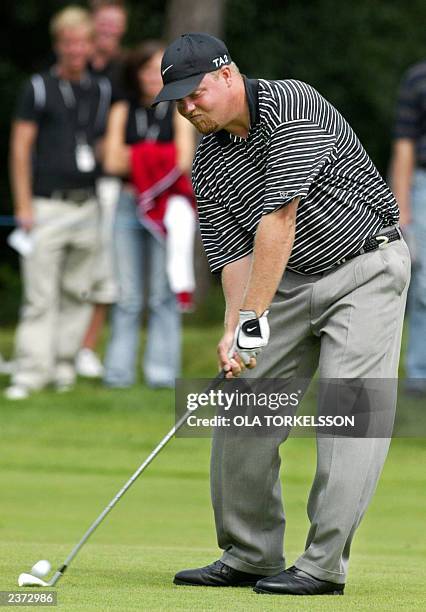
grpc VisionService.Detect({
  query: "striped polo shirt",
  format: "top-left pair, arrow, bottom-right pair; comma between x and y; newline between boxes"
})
192,78 -> 399,274
393,60 -> 426,166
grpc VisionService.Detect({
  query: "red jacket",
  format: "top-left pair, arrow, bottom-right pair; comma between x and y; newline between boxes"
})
130,141 -> 195,236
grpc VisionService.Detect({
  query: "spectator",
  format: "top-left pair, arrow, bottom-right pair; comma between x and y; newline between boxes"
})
102,40 -> 195,389
76,0 -> 128,378
89,0 -> 127,91
5,6 -> 110,400
390,61 -> 426,396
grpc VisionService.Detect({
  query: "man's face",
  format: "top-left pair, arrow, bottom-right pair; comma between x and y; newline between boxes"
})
55,26 -> 93,74
93,6 -> 126,56
176,70 -> 233,135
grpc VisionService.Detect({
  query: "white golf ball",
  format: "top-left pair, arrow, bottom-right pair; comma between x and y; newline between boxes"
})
31,560 -> 51,578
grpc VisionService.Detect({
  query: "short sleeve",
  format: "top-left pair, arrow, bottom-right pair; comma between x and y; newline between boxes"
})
14,77 -> 43,123
263,120 -> 336,214
196,194 -> 254,273
393,70 -> 420,140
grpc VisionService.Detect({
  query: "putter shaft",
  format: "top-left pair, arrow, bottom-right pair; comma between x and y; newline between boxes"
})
47,371 -> 226,586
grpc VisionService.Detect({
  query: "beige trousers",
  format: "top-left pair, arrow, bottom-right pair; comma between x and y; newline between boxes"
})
13,197 -> 99,389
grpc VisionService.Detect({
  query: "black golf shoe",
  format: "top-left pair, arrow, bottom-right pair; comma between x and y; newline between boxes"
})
173,560 -> 267,587
254,566 -> 345,595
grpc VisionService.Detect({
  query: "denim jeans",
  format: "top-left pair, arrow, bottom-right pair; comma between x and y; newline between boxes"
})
406,169 -> 426,380
104,190 -> 181,387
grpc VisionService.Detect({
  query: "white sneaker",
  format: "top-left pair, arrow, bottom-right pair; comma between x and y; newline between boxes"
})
55,381 -> 73,394
75,349 -> 104,378
4,385 -> 30,400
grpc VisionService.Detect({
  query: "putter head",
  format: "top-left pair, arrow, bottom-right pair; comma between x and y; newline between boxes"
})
18,573 -> 48,587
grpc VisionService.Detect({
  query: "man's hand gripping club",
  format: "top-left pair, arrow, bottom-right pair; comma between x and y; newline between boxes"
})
218,309 -> 270,379
231,308 -> 270,362
219,307 -> 273,379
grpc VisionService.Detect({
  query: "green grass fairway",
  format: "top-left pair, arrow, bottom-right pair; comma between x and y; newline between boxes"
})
0,326 -> 425,610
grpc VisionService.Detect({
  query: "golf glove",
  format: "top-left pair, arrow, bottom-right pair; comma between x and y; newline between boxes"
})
230,309 -> 270,365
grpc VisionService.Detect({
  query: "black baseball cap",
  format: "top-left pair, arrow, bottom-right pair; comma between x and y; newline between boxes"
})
153,33 -> 232,105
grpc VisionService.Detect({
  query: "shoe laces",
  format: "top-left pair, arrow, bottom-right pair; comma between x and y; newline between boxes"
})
209,560 -> 229,575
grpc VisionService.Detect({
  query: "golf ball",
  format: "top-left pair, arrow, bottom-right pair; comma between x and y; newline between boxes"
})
31,560 -> 51,578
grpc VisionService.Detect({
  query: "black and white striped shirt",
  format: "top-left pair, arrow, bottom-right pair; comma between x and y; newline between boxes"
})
192,78 -> 399,274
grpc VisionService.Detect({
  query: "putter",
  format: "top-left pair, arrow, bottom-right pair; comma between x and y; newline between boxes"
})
18,370 -> 226,587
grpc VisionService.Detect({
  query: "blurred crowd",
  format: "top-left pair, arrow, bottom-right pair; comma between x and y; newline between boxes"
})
2,1 -> 426,400
4,1 -> 197,400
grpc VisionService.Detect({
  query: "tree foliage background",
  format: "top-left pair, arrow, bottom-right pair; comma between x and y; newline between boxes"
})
1,0 -> 426,319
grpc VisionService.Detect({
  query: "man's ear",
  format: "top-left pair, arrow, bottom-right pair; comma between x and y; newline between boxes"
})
221,65 -> 233,86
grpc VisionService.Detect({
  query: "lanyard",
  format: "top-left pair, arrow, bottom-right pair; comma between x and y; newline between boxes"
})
58,73 -> 92,131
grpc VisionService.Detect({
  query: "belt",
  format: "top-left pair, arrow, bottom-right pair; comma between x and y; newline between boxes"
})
336,227 -> 401,266
36,188 -> 96,204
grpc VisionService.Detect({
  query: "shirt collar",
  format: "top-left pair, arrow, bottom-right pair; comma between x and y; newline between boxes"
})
245,75 -> 260,126
215,75 -> 259,146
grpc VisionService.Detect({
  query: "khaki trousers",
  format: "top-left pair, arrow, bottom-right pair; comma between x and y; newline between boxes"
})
211,239 -> 410,583
13,197 -> 99,389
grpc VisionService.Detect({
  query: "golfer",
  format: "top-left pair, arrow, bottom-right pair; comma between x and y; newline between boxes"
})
154,34 -> 410,596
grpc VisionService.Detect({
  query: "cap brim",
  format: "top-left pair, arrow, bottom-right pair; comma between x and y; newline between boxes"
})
153,73 -> 205,106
